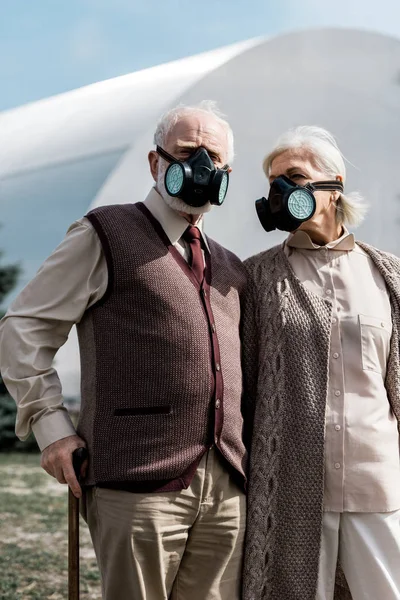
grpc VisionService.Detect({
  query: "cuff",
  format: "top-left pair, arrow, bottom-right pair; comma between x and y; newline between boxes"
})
32,410 -> 77,451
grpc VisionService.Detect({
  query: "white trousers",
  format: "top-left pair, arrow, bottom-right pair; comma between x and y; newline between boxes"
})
317,510 -> 400,600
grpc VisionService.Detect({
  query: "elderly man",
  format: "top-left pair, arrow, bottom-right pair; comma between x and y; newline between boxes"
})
0,101 -> 247,600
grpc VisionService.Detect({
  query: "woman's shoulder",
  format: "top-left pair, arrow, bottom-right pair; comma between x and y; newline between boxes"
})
243,244 -> 285,273
357,241 -> 400,275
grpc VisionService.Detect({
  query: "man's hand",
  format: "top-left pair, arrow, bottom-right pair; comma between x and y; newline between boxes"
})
41,435 -> 87,499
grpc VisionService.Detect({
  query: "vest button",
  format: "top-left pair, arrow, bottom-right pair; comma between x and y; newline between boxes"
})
215,399 -> 220,409
216,363 -> 221,371
211,323 -> 216,333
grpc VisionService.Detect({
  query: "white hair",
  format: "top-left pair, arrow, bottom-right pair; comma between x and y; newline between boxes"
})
153,100 -> 235,165
263,125 -> 368,227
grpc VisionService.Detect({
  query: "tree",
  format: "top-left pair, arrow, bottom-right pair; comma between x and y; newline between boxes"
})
0,250 -> 38,451
0,253 -> 20,306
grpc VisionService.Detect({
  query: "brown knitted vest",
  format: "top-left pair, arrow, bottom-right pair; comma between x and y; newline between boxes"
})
76,202 -> 247,490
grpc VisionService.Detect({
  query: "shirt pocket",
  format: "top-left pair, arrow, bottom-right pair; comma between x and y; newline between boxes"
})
359,314 -> 391,374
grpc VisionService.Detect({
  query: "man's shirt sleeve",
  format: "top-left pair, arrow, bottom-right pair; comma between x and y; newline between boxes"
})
0,217 -> 107,450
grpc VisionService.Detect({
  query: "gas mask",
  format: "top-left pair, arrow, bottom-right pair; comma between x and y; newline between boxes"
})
255,175 -> 344,232
156,145 -> 229,208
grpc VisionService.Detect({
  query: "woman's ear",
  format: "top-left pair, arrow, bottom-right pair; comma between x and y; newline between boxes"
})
333,175 -> 344,201
330,193 -> 338,203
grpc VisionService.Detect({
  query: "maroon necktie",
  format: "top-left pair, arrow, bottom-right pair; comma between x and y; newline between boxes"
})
183,226 -> 205,284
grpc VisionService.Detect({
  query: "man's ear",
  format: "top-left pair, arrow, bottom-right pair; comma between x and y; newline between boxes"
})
148,150 -> 159,182
228,166 -> 233,174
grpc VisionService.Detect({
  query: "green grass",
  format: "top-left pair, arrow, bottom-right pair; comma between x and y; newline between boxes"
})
0,452 -> 101,599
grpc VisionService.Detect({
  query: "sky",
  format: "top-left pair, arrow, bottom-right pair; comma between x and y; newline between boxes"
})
1,0 -> 400,113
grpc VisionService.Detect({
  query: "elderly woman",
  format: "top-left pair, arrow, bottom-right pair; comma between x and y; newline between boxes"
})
242,126 -> 400,600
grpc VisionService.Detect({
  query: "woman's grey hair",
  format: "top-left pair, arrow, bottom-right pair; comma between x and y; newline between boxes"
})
153,100 -> 235,165
263,125 -> 368,227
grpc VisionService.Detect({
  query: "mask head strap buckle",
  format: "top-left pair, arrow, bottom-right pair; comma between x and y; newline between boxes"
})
306,180 -> 344,193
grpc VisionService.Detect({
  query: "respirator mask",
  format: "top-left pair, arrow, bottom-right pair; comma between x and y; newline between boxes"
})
157,145 -> 229,208
255,175 -> 344,232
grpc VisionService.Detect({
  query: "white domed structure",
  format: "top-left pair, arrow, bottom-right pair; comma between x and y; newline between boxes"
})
1,28 -> 399,395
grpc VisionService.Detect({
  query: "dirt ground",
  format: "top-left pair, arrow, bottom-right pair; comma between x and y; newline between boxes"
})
0,453 -> 101,599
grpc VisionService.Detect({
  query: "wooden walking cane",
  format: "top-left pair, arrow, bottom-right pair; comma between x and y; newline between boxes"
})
68,447 -> 88,600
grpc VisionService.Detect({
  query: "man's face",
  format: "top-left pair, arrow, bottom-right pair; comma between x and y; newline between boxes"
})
149,112 -> 229,215
269,149 -> 339,234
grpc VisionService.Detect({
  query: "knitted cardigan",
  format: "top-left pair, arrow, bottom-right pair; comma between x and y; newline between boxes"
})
241,241 -> 400,600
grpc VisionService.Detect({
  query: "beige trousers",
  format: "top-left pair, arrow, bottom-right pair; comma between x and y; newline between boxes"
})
317,510 -> 400,600
82,448 -> 246,600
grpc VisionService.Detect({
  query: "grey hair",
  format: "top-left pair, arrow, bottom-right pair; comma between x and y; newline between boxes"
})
263,125 -> 368,227
153,100 -> 235,164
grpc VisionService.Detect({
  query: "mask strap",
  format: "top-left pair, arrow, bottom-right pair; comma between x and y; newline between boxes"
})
157,145 -> 229,172
156,145 -> 177,163
307,180 -> 344,193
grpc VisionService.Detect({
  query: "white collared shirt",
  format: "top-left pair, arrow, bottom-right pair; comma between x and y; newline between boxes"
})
285,228 -> 400,512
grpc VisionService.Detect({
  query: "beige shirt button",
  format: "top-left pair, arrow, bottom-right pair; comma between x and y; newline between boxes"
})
334,463 -> 341,469
326,289 -> 332,296
332,317 -> 337,324
335,425 -> 341,431
333,352 -> 340,359
381,322 -> 385,328
335,390 -> 341,397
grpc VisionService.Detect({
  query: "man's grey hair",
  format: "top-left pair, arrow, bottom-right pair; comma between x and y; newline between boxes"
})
153,100 -> 235,165
263,125 -> 368,227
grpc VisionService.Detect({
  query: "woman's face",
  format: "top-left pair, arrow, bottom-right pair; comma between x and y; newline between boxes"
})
269,149 -> 340,235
